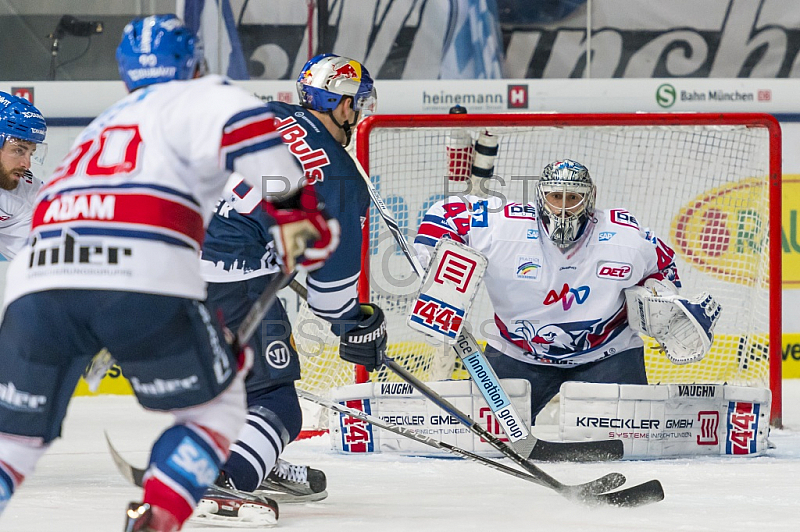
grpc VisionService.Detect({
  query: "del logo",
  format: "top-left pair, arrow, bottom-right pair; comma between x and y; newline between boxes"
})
609,209 -> 639,229
599,231 -> 616,241
265,340 -> 291,369
673,177 -> 767,285
516,256 -> 541,280
544,283 -> 590,310
596,261 -> 632,280
725,401 -> 760,455
340,399 -> 374,453
274,115 -> 331,184
504,203 -> 536,219
527,229 -> 539,239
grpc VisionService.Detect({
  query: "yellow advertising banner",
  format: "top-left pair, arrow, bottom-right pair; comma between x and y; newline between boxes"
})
783,333 -> 800,378
783,175 -> 800,288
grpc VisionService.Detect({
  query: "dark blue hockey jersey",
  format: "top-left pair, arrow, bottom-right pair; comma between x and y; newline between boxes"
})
201,101 -> 370,334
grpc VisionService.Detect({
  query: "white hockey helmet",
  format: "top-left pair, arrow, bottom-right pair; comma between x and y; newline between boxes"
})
535,159 -> 596,249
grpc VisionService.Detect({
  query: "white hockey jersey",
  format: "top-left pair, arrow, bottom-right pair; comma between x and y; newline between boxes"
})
414,195 -> 680,367
3,75 -> 304,306
0,171 -> 42,260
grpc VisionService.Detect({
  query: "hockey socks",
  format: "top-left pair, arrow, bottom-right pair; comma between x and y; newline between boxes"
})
142,423 -> 229,526
224,406 -> 291,491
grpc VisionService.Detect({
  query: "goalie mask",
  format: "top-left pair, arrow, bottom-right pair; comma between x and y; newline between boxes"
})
535,159 -> 596,250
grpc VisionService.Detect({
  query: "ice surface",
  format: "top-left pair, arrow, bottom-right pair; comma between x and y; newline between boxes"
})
2,382 -> 799,531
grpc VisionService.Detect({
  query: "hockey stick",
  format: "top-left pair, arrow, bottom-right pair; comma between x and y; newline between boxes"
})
297,389 -> 625,498
381,357 -> 664,507
288,279 -> 662,505
349,147 -> 623,462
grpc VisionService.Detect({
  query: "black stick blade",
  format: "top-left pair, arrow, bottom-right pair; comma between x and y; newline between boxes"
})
528,439 -> 624,462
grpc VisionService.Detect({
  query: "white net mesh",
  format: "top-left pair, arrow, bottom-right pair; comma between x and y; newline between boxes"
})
294,114 -> 779,430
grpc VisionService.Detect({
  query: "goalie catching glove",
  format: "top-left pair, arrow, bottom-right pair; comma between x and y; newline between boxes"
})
624,278 -> 721,365
339,304 -> 387,372
265,184 -> 341,272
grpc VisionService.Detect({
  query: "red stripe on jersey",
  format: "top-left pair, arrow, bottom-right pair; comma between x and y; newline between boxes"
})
221,117 -> 278,149
32,193 -> 205,246
418,221 -> 463,243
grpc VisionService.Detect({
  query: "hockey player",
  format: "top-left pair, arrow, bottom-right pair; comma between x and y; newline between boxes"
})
0,92 -> 47,260
0,15 -> 338,532
197,53 -> 386,524
413,159 -> 682,422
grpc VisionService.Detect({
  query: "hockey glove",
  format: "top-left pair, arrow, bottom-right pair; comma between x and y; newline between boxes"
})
265,184 -> 341,272
339,304 -> 387,372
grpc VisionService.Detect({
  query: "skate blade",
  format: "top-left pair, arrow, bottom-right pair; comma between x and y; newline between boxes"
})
255,488 -> 328,504
192,501 -> 278,528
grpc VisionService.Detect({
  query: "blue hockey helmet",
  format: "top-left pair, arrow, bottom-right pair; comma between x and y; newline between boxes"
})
116,14 -> 205,92
297,54 -> 377,114
0,91 -> 47,164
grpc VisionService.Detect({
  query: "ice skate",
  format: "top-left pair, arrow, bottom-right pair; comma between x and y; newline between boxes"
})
256,458 -> 328,503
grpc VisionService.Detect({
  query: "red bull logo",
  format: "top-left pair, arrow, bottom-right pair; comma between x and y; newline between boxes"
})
331,62 -> 360,81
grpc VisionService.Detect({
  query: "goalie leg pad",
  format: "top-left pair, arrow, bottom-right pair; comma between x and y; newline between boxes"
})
559,382 -> 771,458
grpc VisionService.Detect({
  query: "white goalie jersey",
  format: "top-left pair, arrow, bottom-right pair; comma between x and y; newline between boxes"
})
413,194 -> 680,367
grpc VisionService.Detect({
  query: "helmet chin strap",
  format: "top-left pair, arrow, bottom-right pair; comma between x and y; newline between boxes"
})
328,111 -> 358,147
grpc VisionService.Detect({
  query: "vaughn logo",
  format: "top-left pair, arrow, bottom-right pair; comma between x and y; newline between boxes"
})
380,383 -> 414,395
679,384 -> 717,398
0,381 -> 47,412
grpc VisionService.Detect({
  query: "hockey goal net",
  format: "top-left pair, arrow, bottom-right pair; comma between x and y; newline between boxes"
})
294,112 -> 782,429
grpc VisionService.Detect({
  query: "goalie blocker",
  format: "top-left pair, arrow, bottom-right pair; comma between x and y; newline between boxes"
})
560,382 -> 770,458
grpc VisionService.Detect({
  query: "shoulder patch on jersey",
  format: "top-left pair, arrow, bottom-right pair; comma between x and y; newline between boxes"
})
608,209 -> 639,229
504,203 -> 537,220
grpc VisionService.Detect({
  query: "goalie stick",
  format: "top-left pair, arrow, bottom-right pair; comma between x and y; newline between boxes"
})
347,144 -> 623,462
297,389 -> 630,502
381,356 -> 664,507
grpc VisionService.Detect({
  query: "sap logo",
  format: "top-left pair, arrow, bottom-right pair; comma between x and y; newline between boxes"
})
266,340 -> 291,369
129,376 -> 199,396
599,231 -> 616,241
42,194 -> 115,223
341,399 -> 375,452
596,261 -> 632,280
169,437 -> 218,488
515,256 -> 541,280
0,381 -> 47,411
380,383 -> 414,395
504,203 -> 536,219
544,283 -> 590,310
526,229 -> 539,239
274,115 -> 331,184
28,231 -> 132,269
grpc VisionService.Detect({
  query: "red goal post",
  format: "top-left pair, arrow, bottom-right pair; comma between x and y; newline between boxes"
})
293,112 -> 782,431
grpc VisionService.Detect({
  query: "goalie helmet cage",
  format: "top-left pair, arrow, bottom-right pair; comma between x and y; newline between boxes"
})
294,112 -> 781,433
